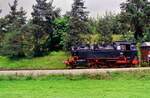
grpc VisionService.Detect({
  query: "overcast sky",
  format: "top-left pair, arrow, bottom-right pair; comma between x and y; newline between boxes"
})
0,0 -> 126,18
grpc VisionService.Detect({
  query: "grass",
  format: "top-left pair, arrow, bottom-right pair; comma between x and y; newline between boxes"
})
0,51 -> 69,69
1,79 -> 150,98
0,71 -> 150,98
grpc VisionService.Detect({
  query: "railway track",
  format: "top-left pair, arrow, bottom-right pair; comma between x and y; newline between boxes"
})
0,67 -> 150,76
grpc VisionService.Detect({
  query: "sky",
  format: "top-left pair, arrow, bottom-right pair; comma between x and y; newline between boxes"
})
0,0 -> 126,18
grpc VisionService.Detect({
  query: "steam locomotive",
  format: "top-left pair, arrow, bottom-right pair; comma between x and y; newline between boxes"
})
64,41 -> 150,68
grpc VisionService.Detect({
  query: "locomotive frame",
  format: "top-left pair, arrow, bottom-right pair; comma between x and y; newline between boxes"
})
65,41 -> 140,69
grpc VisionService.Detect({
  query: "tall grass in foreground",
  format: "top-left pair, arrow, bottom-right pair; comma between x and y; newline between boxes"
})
0,70 -> 150,81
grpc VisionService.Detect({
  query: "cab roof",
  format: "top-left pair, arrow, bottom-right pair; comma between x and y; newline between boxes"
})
114,41 -> 136,45
141,42 -> 150,47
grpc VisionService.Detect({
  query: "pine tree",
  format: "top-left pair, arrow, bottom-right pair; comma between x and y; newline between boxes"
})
17,7 -> 27,27
66,0 -> 90,50
1,0 -> 27,58
31,0 -> 60,56
5,0 -> 26,32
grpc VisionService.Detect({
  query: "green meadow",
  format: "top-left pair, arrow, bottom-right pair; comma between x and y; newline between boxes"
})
0,71 -> 150,98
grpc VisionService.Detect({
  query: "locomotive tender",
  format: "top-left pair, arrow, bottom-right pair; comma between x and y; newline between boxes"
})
65,41 -> 140,68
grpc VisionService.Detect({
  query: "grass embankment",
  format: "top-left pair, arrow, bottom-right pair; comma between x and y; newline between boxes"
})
0,71 -> 150,98
0,51 -> 69,69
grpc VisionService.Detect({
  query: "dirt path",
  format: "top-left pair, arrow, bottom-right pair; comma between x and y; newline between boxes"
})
0,67 -> 150,76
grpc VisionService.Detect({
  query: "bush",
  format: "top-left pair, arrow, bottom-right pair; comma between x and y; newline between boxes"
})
141,62 -> 150,67
0,31 -> 25,58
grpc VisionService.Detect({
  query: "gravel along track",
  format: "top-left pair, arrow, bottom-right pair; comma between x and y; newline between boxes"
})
0,67 -> 150,76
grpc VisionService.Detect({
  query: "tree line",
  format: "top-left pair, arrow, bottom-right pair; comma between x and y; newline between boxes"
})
0,0 -> 149,58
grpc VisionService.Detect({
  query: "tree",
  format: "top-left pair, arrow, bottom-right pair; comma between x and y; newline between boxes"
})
66,0 -> 90,50
5,0 -> 26,32
143,1 -> 150,41
96,13 -> 114,44
120,0 -> 149,66
54,16 -> 69,50
31,0 -> 60,56
0,18 -> 8,49
0,0 -> 27,58
17,7 -> 27,26
0,10 -> 6,51
77,17 -> 102,45
120,0 -> 149,40
88,17 -> 97,34
1,31 -> 24,58
20,22 -> 40,58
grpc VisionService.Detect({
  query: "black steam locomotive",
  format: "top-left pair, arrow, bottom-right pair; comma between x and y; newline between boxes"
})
64,41 -> 139,68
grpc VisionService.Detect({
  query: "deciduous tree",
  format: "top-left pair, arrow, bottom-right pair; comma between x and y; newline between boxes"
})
120,0 -> 149,40
96,13 -> 113,44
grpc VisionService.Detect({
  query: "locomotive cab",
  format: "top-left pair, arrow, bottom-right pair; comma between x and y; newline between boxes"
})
113,41 -> 136,51
113,41 -> 138,66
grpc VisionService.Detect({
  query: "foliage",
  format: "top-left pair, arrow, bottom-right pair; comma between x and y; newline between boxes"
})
0,18 -> 8,48
87,14 -> 126,44
0,31 -> 24,58
0,0 -> 27,58
120,0 -> 149,40
65,0 -> 90,50
80,33 -> 102,45
143,23 -> 150,41
112,34 -> 123,41
0,0 -> 149,59
31,0 -> 61,56
4,0 -> 26,32
54,16 -> 70,50
96,13 -> 114,44
88,17 -> 98,33
81,18 -> 102,45
141,62 -> 150,67
120,0 -> 149,67
121,31 -> 135,41
20,22 -> 39,58
0,18 -> 8,33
